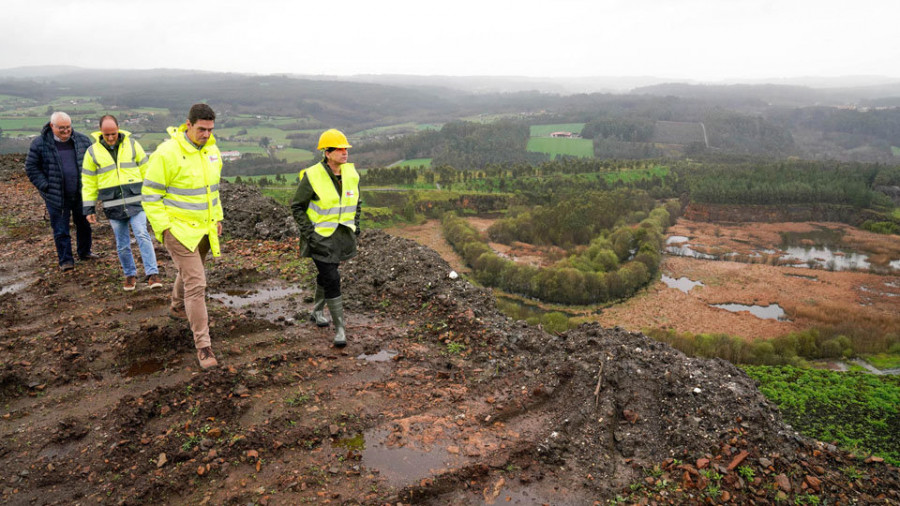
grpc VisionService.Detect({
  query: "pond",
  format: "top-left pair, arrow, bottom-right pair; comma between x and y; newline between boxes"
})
710,302 -> 790,321
495,296 -> 580,332
664,231 -> 900,273
660,274 -> 704,293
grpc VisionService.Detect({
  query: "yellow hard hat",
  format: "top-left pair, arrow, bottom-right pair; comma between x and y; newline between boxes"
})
317,129 -> 352,150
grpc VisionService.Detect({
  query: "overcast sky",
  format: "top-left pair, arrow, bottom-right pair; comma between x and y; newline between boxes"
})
2,0 -> 897,82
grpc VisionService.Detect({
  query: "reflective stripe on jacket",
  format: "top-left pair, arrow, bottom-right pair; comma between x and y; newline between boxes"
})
142,124 -> 224,256
303,162 -> 359,237
81,130 -> 147,220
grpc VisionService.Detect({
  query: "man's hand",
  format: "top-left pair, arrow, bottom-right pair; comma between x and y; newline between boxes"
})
86,214 -> 97,224
217,221 -> 223,235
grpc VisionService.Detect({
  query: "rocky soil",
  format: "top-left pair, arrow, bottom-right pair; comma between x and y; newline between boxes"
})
1,154 -> 897,504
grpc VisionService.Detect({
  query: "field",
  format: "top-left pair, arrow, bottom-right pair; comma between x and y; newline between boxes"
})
389,158 -> 432,168
600,164 -> 669,183
892,145 -> 900,156
529,123 -> 585,137
526,137 -> 593,158
0,117 -> 47,130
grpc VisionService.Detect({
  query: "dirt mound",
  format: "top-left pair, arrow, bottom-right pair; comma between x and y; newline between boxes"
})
219,181 -> 299,241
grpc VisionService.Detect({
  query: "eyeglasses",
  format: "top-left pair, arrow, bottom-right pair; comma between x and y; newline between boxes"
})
54,125 -> 72,132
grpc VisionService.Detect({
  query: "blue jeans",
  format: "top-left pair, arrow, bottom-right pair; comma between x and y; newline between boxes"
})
109,211 -> 158,277
46,195 -> 92,266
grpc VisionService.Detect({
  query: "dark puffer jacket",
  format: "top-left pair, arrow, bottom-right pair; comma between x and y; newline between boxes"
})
25,122 -> 92,209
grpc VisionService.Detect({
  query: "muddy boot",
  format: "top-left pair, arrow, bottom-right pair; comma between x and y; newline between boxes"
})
325,296 -> 346,347
197,346 -> 218,369
309,285 -> 329,327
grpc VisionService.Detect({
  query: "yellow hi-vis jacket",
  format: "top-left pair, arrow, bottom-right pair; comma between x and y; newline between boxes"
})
142,124 -> 223,256
81,130 -> 148,220
302,162 -> 359,237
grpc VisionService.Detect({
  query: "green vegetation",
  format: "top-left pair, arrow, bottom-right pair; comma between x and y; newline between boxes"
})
526,137 -> 594,159
685,160 -> 885,208
646,327 -> 899,365
443,195 -> 679,305
862,353 -> 900,370
529,123 -> 585,137
744,366 -> 900,465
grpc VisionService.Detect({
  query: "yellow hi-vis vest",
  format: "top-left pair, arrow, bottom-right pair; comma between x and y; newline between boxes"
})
142,124 -> 224,256
302,162 -> 359,237
81,130 -> 148,218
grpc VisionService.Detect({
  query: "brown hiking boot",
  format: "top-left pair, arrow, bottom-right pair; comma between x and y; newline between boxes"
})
123,276 -> 137,291
169,306 -> 188,320
197,347 -> 218,369
146,274 -> 163,289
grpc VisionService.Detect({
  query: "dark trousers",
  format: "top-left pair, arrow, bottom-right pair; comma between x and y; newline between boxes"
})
313,259 -> 341,299
46,195 -> 92,266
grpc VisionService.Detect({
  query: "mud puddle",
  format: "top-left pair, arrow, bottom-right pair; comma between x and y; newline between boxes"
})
356,349 -> 399,362
210,280 -> 305,322
0,271 -> 33,296
334,428 -> 467,488
123,358 -> 165,377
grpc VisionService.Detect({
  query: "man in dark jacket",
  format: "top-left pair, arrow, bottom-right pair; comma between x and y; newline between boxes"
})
25,111 -> 96,271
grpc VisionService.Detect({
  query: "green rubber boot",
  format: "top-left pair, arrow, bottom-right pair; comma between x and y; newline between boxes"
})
325,296 -> 346,347
310,285 -> 329,327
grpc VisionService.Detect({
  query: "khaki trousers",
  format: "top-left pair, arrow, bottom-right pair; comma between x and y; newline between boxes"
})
164,231 -> 212,349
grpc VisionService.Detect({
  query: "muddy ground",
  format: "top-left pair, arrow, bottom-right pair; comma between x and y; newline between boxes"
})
1,154 -> 898,505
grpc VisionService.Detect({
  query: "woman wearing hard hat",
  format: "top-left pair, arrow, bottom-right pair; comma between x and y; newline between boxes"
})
291,129 -> 361,347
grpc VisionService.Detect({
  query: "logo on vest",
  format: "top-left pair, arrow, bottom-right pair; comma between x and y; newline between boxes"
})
345,190 -> 355,197
209,155 -> 219,163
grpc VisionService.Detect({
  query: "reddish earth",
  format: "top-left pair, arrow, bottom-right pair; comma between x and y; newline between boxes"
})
1,155 -> 898,505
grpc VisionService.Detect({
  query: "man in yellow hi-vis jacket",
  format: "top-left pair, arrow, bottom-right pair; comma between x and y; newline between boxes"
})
142,104 -> 223,369
82,115 -> 161,291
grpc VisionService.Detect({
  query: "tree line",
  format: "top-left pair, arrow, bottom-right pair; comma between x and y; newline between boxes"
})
442,197 -> 680,305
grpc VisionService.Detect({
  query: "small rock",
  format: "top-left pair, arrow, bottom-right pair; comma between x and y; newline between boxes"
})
448,271 -> 458,280
696,458 -> 710,469
775,473 -> 791,492
758,457 -> 773,468
157,453 -> 168,468
727,450 -> 749,471
805,475 -> 821,491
